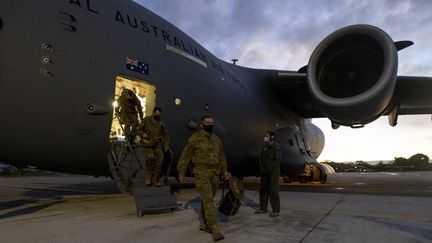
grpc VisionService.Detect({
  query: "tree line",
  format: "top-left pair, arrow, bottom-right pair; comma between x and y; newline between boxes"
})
322,153 -> 432,172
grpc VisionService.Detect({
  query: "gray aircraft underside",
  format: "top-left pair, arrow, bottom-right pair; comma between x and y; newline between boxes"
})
0,0 -> 431,179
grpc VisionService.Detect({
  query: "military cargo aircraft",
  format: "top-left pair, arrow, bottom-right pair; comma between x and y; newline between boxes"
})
1,0 -> 431,188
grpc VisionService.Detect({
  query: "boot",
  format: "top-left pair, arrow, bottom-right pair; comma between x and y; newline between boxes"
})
152,176 -> 163,187
152,177 -> 163,187
144,177 -> 151,186
199,224 -> 211,233
210,225 -> 225,241
153,182 -> 163,187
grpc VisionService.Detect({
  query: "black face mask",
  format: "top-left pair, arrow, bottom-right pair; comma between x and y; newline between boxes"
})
153,115 -> 161,121
202,125 -> 213,133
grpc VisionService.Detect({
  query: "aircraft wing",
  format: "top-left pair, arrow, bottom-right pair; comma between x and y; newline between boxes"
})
269,72 -> 432,122
391,76 -> 432,115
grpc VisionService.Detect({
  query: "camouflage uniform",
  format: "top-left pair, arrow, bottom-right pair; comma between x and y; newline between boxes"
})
304,162 -> 312,182
304,163 -> 311,177
140,115 -> 170,185
311,164 -> 321,182
177,129 -> 228,228
115,90 -> 143,143
258,143 -> 281,213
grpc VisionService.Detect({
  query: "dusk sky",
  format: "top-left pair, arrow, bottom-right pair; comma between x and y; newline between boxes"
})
133,0 -> 432,162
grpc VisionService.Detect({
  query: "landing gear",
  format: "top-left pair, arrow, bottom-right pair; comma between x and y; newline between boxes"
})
311,167 -> 327,184
320,173 -> 327,183
282,175 -> 292,183
299,175 -> 309,183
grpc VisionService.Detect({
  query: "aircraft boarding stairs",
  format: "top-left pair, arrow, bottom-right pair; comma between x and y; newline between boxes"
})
107,137 -> 178,217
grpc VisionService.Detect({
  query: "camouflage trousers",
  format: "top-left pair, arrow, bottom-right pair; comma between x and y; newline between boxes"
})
259,169 -> 280,213
120,113 -> 139,142
143,145 -> 164,185
193,167 -> 220,227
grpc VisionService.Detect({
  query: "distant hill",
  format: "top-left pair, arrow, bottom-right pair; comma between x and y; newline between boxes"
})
322,160 -> 392,165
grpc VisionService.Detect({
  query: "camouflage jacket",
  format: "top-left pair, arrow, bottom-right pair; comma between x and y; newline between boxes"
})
140,116 -> 170,148
260,143 -> 281,173
177,129 -> 228,176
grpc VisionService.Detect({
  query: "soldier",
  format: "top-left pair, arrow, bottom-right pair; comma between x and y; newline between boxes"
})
140,107 -> 170,187
115,88 -> 143,144
255,131 -> 281,217
311,164 -> 322,182
177,115 -> 231,242
304,161 -> 312,181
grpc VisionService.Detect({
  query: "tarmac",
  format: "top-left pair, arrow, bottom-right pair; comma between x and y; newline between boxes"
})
1,172 -> 432,243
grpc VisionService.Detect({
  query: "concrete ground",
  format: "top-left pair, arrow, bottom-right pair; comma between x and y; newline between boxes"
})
1,172 -> 432,242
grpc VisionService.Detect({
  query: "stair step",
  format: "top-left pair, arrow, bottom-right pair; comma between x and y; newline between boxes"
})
133,187 -> 177,216
133,185 -> 172,197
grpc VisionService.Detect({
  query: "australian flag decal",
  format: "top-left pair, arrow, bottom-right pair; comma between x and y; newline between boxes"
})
126,57 -> 149,75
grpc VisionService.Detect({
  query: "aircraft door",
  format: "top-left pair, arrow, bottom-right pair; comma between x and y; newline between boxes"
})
110,75 -> 156,141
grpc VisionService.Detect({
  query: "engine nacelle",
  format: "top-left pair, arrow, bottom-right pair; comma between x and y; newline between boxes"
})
307,25 -> 398,127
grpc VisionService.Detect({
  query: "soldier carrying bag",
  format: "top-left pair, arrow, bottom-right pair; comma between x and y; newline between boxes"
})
218,176 -> 244,216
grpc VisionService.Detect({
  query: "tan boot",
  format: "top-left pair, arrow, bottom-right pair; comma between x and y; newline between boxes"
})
210,225 -> 225,241
199,224 -> 211,233
144,177 -> 151,187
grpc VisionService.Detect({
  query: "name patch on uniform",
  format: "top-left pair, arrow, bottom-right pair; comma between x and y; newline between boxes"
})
126,57 -> 149,75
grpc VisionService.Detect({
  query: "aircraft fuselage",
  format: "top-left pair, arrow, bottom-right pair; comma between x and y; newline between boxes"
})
0,0 -> 324,177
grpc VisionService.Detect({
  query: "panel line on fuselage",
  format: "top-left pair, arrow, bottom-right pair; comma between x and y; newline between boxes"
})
166,44 -> 208,67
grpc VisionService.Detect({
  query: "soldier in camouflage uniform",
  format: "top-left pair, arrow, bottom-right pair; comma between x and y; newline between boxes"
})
140,107 -> 170,186
115,88 -> 143,144
304,161 -> 312,181
255,131 -> 281,217
177,115 -> 231,242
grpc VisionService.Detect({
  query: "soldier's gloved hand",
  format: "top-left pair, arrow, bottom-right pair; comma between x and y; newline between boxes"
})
178,175 -> 185,184
223,171 -> 231,181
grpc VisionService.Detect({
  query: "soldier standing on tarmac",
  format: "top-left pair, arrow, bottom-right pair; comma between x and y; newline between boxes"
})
255,131 -> 281,217
177,115 -> 231,241
304,161 -> 312,181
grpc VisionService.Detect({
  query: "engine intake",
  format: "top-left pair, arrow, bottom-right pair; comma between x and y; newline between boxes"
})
307,25 -> 398,126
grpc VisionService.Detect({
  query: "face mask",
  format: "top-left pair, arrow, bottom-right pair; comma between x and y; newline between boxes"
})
202,125 -> 213,133
264,136 -> 269,143
153,115 -> 161,121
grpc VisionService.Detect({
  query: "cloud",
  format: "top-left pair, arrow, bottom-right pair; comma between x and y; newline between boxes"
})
135,0 -> 432,74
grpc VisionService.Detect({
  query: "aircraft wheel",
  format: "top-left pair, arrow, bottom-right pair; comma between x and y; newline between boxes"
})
320,173 -> 327,184
282,176 -> 291,183
299,176 -> 308,183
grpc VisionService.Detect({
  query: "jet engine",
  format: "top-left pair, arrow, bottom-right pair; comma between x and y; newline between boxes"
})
307,25 -> 398,127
